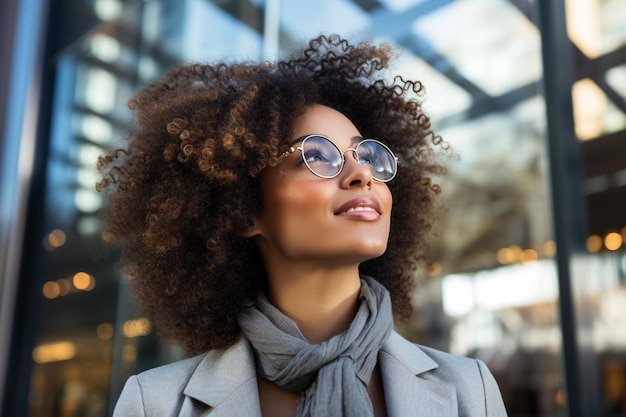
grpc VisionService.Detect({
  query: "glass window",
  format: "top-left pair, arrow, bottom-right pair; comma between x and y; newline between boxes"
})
566,0 -> 626,415
18,0 -> 626,416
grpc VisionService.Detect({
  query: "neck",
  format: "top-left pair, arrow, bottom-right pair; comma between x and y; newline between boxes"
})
265,263 -> 362,344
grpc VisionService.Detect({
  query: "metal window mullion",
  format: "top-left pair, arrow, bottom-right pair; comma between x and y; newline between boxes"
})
536,1 -> 590,417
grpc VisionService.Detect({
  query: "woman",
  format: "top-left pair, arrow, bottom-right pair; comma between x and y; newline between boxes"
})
98,34 -> 507,417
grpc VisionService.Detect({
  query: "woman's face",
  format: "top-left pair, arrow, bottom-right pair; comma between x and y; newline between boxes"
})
250,104 -> 393,267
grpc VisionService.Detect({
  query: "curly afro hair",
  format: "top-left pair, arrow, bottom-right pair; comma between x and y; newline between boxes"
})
97,34 -> 446,355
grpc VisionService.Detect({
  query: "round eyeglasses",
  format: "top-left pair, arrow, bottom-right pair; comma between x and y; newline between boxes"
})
286,135 -> 398,182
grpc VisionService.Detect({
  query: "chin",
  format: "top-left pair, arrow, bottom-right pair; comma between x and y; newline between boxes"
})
351,242 -> 389,261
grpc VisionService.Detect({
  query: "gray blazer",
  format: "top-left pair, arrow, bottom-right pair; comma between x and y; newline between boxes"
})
113,331 -> 507,416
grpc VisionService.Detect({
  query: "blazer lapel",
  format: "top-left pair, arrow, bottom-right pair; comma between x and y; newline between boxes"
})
380,332 -> 459,417
179,338 -> 262,417
174,332 -> 458,417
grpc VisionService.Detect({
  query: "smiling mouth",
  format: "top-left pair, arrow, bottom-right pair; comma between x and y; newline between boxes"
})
334,198 -> 382,217
344,206 -> 377,213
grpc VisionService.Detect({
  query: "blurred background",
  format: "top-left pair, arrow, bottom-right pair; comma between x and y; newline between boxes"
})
1,0 -> 625,416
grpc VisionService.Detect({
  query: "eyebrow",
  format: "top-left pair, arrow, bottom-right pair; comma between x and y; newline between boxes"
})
288,134 -> 363,147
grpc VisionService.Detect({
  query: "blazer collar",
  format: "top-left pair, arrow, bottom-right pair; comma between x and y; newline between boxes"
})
179,331 -> 458,417
379,331 -> 459,417
181,337 -> 262,416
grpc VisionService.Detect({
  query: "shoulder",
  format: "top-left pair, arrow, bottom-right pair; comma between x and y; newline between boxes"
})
381,332 -> 507,416
134,353 -> 206,388
382,331 -> 490,382
112,338 -> 258,417
415,344 -> 508,416
112,353 -> 207,417
415,345 -> 493,386
416,344 -> 487,380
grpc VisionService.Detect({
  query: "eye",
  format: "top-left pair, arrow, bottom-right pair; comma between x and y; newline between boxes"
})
304,147 -> 332,164
357,150 -> 377,165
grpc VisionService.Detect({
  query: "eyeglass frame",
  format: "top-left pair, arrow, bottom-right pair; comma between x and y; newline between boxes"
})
281,134 -> 399,182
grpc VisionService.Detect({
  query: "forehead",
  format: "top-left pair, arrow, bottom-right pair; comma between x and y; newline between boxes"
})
292,105 -> 361,146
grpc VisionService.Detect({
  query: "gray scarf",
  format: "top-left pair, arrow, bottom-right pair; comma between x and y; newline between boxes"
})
238,276 -> 393,417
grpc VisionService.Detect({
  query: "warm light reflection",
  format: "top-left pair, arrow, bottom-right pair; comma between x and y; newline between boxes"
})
43,275 -> 96,300
555,387 -> 566,406
565,0 -> 600,58
496,247 -> 514,265
428,262 -> 442,277
520,249 -> 538,263
43,229 -> 67,252
572,78 -> 606,140
543,240 -> 556,258
509,245 -> 522,262
97,323 -> 114,340
497,243 -> 552,265
32,341 -> 77,364
123,318 -> 152,338
587,234 -> 603,253
496,245 -> 523,265
47,229 -> 66,248
42,281 -> 60,299
73,272 -> 94,290
605,232 -> 623,251
86,275 -> 96,291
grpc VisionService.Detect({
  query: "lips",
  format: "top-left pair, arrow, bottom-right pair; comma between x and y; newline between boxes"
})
334,197 -> 382,216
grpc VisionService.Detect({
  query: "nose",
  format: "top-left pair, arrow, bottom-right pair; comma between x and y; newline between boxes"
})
339,150 -> 373,189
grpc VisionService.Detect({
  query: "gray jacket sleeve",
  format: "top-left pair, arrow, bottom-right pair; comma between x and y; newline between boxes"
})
476,359 -> 508,416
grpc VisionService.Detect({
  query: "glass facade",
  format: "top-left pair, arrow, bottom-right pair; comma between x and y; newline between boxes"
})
1,0 -> 625,416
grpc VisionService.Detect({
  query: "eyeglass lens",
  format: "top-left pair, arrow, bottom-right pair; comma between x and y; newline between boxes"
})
300,135 -> 397,181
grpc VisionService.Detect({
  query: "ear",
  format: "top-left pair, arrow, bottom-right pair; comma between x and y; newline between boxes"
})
239,217 -> 262,238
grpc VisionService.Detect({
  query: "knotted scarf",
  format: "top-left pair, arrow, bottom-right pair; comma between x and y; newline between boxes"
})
238,276 -> 393,417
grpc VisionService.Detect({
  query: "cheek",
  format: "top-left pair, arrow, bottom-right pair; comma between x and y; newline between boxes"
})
374,183 -> 393,221
256,182 -> 339,258
382,186 -> 393,212
258,169 -> 330,234
265,183 -> 331,225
